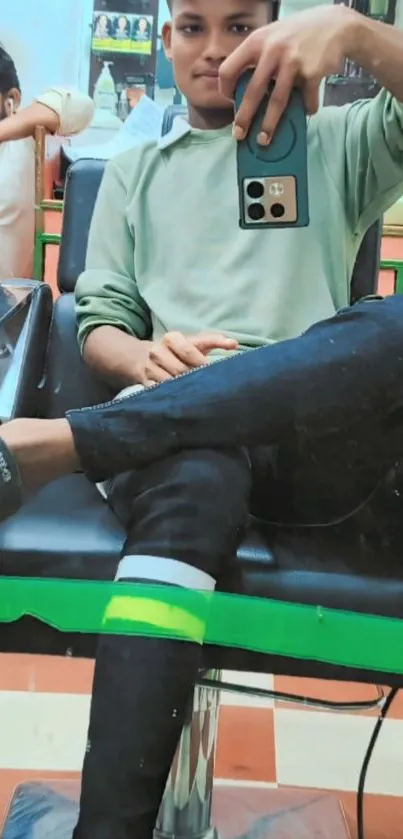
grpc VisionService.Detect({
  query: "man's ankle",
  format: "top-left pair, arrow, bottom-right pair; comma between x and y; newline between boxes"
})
0,417 -> 79,488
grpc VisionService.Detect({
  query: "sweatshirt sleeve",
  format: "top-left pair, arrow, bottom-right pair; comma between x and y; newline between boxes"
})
75,159 -> 151,353
319,89 -> 403,236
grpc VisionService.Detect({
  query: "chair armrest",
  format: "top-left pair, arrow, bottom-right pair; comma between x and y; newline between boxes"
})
43,292 -> 114,418
0,279 -> 52,420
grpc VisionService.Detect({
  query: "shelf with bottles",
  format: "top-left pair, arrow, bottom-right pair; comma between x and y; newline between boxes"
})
92,58 -> 155,124
116,74 -> 155,118
89,0 -> 159,116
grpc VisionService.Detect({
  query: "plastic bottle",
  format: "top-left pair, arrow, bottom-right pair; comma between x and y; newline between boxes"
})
94,62 -> 117,115
118,87 -> 129,120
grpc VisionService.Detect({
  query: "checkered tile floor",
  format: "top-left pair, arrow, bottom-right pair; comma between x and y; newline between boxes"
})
0,656 -> 401,839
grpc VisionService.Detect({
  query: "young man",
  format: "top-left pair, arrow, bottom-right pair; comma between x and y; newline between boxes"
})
4,0 -> 403,837
0,46 -> 94,281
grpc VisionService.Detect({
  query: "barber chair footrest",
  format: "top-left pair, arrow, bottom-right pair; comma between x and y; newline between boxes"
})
2,781 -> 79,839
2,781 -> 352,839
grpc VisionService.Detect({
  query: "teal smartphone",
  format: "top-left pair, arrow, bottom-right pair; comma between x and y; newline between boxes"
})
235,70 -> 309,229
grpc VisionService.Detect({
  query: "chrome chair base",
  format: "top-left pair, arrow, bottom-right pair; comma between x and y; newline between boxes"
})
156,669 -> 221,839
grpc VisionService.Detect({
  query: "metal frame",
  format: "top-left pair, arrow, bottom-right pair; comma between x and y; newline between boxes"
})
34,125 -> 63,282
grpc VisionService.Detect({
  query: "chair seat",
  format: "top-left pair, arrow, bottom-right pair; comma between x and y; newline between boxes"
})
0,473 -> 403,615
0,475 -> 125,578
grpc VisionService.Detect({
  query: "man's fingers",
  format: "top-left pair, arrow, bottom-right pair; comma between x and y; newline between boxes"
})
163,332 -> 208,368
258,62 -> 295,144
148,333 -> 238,385
231,52 -> 279,141
219,32 -> 260,101
192,333 -> 238,353
144,361 -> 173,384
150,342 -> 190,376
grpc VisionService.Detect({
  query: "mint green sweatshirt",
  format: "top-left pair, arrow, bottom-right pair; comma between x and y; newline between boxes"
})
76,90 -> 403,353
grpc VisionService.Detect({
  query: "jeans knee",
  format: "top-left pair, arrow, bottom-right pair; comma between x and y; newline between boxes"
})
121,449 -> 252,576
173,448 -> 251,504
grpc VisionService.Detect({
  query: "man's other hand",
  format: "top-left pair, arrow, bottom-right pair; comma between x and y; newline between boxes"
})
220,5 -> 354,145
138,331 -> 238,386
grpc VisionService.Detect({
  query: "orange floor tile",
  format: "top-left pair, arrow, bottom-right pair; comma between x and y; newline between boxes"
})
216,706 -> 276,783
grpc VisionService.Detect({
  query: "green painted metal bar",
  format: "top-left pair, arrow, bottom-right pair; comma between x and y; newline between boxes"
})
0,577 -> 402,675
39,233 -> 62,246
33,196 -> 63,280
41,200 -> 63,212
33,235 -> 44,282
380,258 -> 403,294
33,232 -> 62,281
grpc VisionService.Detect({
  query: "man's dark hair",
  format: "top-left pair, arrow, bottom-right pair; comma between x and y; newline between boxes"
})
0,46 -> 20,95
167,0 -> 271,10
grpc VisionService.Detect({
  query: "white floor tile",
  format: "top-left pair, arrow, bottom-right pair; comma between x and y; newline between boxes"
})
275,708 -> 403,796
221,671 -> 274,708
0,691 -> 90,771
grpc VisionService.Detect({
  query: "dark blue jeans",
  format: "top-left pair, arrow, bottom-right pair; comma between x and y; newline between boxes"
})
70,296 -> 403,839
69,296 -> 403,509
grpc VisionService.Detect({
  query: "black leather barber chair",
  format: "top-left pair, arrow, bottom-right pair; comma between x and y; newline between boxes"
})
0,106 -> 401,839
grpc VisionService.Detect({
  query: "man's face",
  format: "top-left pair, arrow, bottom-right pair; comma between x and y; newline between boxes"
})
163,0 -> 269,112
0,95 -> 6,122
139,18 -> 147,32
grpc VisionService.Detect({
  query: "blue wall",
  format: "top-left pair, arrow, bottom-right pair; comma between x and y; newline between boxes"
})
158,0 -> 170,29
2,0 -> 89,103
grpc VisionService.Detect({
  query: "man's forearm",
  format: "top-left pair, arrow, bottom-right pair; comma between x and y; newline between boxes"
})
83,325 -> 150,390
0,102 -> 60,142
344,10 -> 403,101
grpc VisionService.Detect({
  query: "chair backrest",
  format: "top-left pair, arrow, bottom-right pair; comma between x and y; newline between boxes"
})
161,104 -> 188,137
57,159 -> 106,294
350,222 -> 381,302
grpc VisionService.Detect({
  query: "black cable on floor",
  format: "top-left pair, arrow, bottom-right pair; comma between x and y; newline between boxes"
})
357,687 -> 399,839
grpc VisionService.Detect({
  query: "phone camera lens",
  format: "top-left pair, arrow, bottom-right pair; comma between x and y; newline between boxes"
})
246,181 -> 264,200
247,203 -> 265,221
270,203 -> 285,218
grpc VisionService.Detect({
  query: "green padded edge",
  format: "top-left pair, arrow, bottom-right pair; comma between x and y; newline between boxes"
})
0,577 -> 402,674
